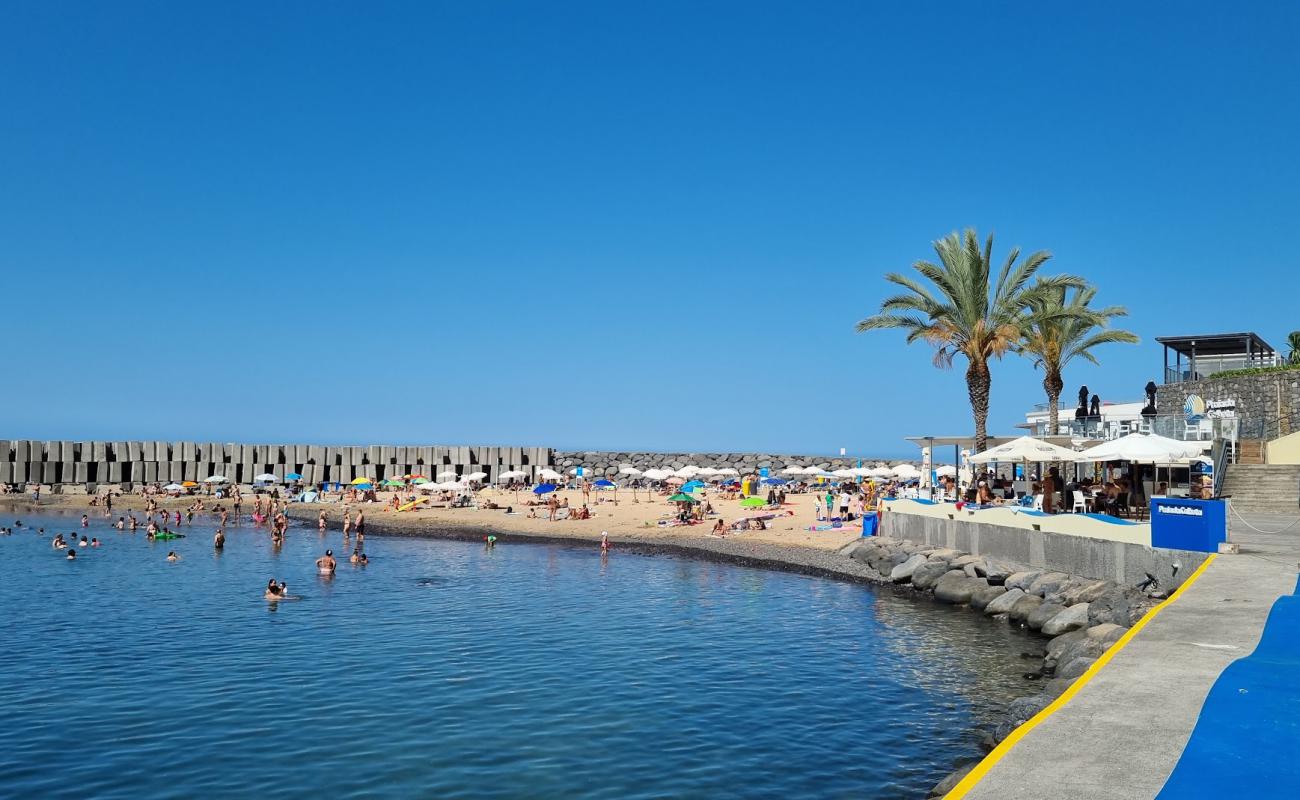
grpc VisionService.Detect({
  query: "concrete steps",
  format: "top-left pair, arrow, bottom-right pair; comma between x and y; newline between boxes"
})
1221,464 -> 1300,513
1236,439 -> 1266,465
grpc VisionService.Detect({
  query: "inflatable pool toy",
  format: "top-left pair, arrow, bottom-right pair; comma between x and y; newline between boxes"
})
397,497 -> 429,512
153,533 -> 185,541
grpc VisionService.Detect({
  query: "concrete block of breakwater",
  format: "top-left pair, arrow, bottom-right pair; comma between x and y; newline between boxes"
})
108,462 -> 123,482
143,462 -> 157,482
0,441 -> 10,461
14,462 -> 28,483
61,461 -> 74,483
0,462 -> 12,482
41,462 -> 56,483
367,445 -> 381,465
15,440 -> 30,462
127,441 -> 142,461
74,462 -> 88,482
45,440 -> 61,461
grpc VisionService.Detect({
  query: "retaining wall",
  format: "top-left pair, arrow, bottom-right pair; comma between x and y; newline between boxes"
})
883,503 -> 1209,589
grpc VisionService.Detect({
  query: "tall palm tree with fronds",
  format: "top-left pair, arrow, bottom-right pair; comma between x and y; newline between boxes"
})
855,228 -> 1081,452
1287,331 -> 1300,366
1019,282 -> 1140,434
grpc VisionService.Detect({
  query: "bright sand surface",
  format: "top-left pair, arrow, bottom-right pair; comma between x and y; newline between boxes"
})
4,487 -> 863,553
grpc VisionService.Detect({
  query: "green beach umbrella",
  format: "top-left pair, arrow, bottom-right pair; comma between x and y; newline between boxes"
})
383,478 -> 405,487
740,496 -> 767,508
411,477 -> 430,484
668,492 -> 699,503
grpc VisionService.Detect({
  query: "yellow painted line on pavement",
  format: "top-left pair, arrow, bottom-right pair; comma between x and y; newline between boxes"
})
944,553 -> 1218,799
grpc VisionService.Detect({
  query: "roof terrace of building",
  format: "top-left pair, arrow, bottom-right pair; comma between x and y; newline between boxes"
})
1157,332 -> 1277,384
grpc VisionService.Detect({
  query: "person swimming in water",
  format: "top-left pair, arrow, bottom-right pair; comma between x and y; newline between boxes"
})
91,538 -> 101,547
316,549 -> 337,574
79,537 -> 88,547
167,551 -> 179,562
66,549 -> 76,560
358,553 -> 368,565
349,548 -> 360,564
264,579 -> 289,600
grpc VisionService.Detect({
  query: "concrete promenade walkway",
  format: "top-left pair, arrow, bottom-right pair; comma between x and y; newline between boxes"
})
959,511 -> 1300,800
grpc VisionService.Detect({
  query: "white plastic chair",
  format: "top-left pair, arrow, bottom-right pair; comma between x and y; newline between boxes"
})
1032,494 -> 1044,511
1070,493 -> 1087,514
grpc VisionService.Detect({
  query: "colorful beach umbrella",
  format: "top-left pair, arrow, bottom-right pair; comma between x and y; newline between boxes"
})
383,479 -> 405,486
681,480 -> 705,492
354,482 -> 374,490
411,477 -> 430,484
740,496 -> 766,508
350,477 -> 372,485
181,480 -> 198,487
668,492 -> 699,503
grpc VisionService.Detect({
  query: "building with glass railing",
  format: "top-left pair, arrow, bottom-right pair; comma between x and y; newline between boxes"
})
1157,332 -> 1277,384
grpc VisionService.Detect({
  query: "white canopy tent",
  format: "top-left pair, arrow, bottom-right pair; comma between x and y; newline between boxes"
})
1074,433 -> 1204,463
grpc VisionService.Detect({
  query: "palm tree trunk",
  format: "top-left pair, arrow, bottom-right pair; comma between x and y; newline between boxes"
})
1044,369 -> 1064,435
967,359 -> 992,452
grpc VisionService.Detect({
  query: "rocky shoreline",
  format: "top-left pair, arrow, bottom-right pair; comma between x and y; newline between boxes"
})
553,449 -> 914,477
848,536 -> 1161,797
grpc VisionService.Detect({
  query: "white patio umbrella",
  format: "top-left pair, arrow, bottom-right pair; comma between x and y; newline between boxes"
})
253,473 -> 278,483
164,483 -> 184,491
870,466 -> 895,479
642,468 -> 670,481
831,469 -> 855,478
781,466 -> 805,475
802,466 -> 828,476
715,467 -> 739,476
203,475 -> 228,483
1074,433 -> 1204,463
934,465 -> 957,477
969,436 -> 1079,465
618,465 -> 643,476
498,470 -> 527,480
464,471 -> 488,481
437,471 -> 459,480
537,468 -> 563,481
891,464 -> 919,477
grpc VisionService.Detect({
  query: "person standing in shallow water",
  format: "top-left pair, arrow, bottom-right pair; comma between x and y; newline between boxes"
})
214,529 -> 225,550
316,549 -> 337,574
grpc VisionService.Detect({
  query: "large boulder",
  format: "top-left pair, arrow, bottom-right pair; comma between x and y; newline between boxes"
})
911,561 -> 952,591
1057,656 -> 1097,681
925,547 -> 963,563
984,588 -> 1025,616
928,763 -> 976,798
970,584 -> 1008,611
1004,571 -> 1042,591
1045,636 -> 1108,674
890,553 -> 929,583
1061,579 -> 1113,606
1008,594 -> 1044,624
1042,603 -> 1091,636
977,559 -> 1015,585
1088,587 -> 1147,627
992,694 -> 1052,743
1027,602 -> 1067,631
1086,623 -> 1129,648
1027,572 -> 1071,598
934,573 -> 985,605
949,555 -> 983,569
1045,629 -> 1089,663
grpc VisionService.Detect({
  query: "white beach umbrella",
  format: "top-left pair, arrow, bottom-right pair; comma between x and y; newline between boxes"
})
869,467 -> 894,479
418,481 -> 441,492
831,469 -> 855,478
892,464 -> 921,477
642,468 -> 670,480
696,467 -> 717,476
716,467 -> 739,476
437,471 -> 459,480
164,483 -> 183,491
537,468 -> 563,481
802,466 -> 828,476
781,466 -> 805,476
202,475 -> 228,483
1075,433 -> 1204,463
851,467 -> 874,478
968,436 -> 1078,464
497,470 -> 525,480
618,466 -> 643,476
464,471 -> 488,481
253,473 -> 278,483
934,465 -> 957,477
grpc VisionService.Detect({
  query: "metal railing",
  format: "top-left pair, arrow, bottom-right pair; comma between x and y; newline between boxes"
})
1164,354 -> 1280,384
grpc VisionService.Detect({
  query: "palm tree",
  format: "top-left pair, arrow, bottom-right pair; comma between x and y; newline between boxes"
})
1019,283 -> 1140,434
1287,331 -> 1300,366
856,229 -> 1082,452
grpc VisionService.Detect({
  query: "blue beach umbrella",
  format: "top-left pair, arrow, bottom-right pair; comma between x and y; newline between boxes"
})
286,472 -> 302,481
593,479 -> 616,488
681,480 -> 705,492
354,482 -> 373,490
533,483 -> 558,495
760,477 -> 787,485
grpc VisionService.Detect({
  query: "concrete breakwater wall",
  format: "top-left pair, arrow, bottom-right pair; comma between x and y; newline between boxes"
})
0,439 -> 553,487
554,450 -> 905,477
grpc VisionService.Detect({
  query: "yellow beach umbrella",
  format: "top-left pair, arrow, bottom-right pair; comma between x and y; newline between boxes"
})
181,480 -> 198,487
350,477 -> 373,485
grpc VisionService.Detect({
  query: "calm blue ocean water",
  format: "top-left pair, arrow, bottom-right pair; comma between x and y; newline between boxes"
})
0,511 -> 1035,799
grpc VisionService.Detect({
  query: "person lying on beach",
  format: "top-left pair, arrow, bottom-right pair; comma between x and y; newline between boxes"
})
712,519 -> 726,537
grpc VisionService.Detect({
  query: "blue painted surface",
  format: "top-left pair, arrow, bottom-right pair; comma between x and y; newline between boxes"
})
0,512 -> 1040,799
1151,498 -> 1227,553
1158,576 -> 1300,797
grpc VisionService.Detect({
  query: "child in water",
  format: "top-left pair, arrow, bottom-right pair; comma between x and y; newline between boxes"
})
91,538 -> 101,547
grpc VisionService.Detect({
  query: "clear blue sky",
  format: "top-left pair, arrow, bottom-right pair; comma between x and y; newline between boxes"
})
3,2 -> 1298,458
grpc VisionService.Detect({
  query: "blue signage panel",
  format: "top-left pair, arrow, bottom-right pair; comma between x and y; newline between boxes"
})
1151,498 -> 1227,553
759,467 -> 769,478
